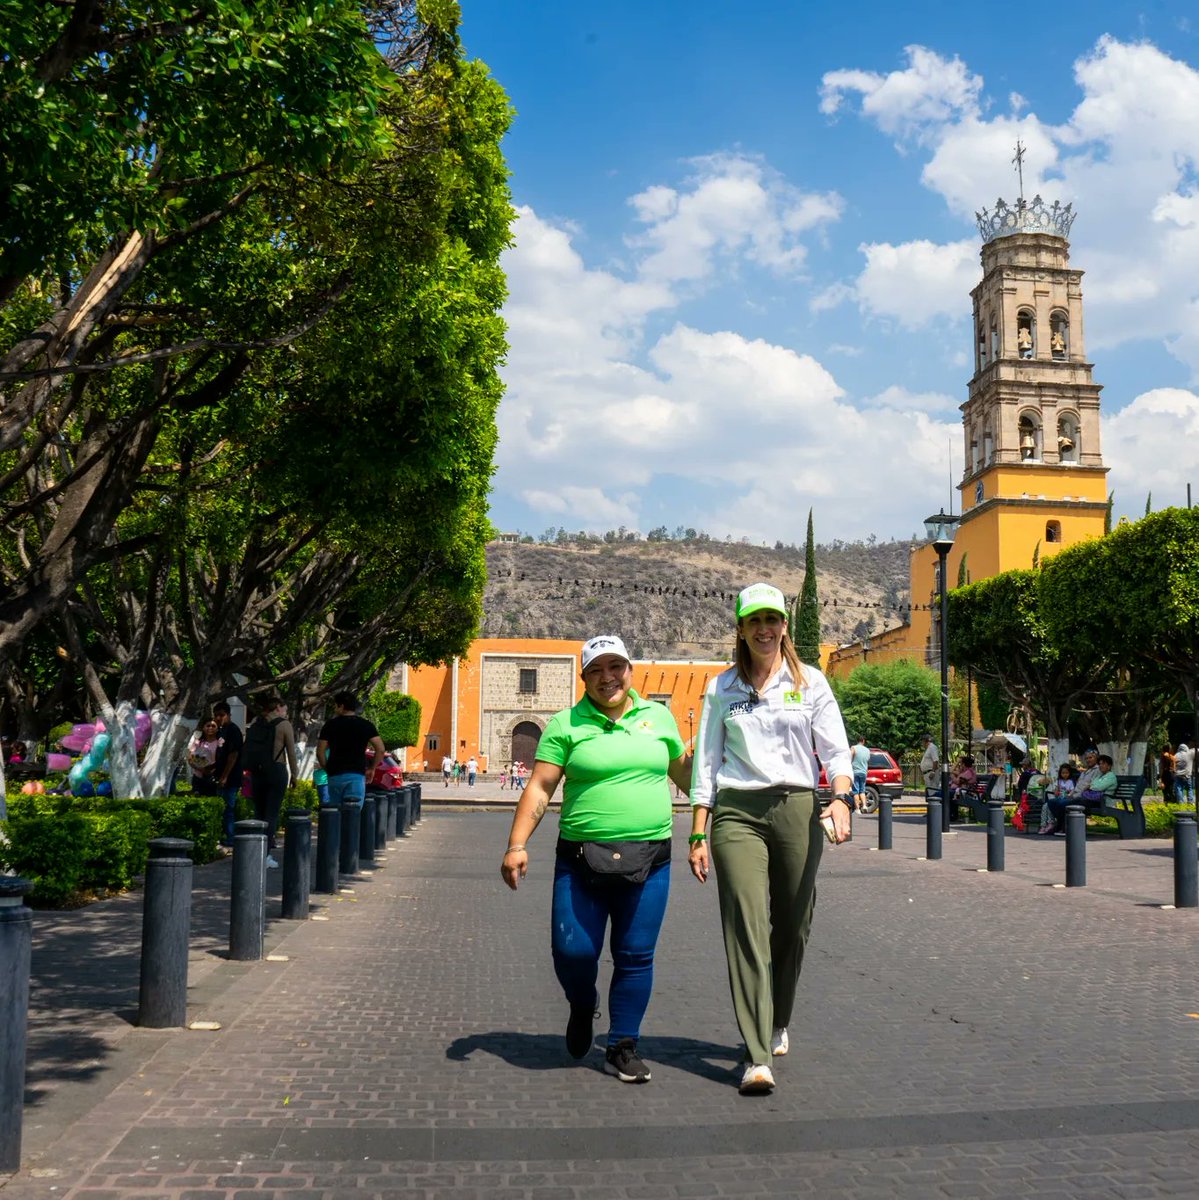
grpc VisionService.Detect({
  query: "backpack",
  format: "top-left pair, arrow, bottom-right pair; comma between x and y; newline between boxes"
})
242,716 -> 283,773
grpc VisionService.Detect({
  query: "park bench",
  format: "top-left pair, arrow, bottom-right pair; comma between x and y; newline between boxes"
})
1016,774 -> 1147,838
952,774 -> 1003,823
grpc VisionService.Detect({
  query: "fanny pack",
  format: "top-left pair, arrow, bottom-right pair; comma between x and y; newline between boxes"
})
557,837 -> 670,885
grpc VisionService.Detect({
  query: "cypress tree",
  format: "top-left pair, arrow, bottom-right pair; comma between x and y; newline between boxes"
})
790,509 -> 821,664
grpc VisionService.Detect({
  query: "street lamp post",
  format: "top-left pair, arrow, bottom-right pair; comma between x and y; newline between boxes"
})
687,708 -> 695,747
924,510 -> 961,833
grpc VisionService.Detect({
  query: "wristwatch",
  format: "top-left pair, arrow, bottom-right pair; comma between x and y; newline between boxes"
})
833,792 -> 855,809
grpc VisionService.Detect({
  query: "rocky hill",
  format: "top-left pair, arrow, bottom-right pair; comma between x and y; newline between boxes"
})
482,535 -> 914,660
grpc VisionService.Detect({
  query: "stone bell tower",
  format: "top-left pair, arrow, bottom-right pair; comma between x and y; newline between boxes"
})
953,192 -> 1109,579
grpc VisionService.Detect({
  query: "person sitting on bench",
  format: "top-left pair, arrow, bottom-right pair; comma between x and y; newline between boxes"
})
949,754 -> 977,820
1043,750 -> 1113,834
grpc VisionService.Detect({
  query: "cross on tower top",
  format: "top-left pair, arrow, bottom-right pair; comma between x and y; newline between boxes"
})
1012,139 -> 1026,202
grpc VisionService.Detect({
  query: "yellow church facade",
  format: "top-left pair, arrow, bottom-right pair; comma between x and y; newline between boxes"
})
829,195 -> 1108,678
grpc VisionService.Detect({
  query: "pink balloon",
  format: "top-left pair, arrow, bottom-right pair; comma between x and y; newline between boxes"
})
46,753 -> 71,771
71,723 -> 96,739
59,734 -> 90,753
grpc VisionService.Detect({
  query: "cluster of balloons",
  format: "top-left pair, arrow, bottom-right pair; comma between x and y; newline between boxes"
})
47,714 -> 153,796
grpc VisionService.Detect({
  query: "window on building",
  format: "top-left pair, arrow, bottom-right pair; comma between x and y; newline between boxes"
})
519,668 -> 538,694
1017,309 -> 1036,358
1018,411 -> 1043,461
426,734 -> 440,752
1045,520 -> 1062,543
1050,311 -> 1069,359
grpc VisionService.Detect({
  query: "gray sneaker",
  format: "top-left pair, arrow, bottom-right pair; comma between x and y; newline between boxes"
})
604,1038 -> 651,1083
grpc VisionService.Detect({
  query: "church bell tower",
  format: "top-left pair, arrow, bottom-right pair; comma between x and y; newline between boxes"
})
955,191 -> 1109,578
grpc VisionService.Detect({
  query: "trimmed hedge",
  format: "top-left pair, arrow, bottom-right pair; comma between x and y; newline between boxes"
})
0,792 -> 223,906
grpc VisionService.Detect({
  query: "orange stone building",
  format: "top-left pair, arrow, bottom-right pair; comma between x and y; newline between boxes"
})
393,638 -> 731,773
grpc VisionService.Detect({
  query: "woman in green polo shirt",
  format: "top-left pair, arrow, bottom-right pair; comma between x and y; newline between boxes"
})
501,635 -> 691,1085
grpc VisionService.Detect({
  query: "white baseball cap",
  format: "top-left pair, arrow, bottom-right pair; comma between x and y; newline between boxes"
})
581,635 -> 631,672
735,582 -> 788,619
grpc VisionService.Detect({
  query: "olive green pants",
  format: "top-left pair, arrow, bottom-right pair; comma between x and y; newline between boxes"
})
711,786 -> 823,1065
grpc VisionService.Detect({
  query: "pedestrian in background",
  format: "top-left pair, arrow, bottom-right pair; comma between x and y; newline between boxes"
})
245,695 -> 298,869
501,635 -> 691,1085
688,583 -> 853,1095
212,701 -> 243,848
316,693 -> 386,807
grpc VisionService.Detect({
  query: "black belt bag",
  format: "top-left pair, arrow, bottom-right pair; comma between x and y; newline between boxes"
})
558,837 -> 670,885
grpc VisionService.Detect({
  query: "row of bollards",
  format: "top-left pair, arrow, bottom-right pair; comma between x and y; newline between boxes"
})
0,781 -> 423,1176
888,799 -> 1199,907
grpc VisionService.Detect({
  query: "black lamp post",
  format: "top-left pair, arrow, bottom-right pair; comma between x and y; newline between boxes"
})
687,708 -> 695,747
924,510 -> 961,832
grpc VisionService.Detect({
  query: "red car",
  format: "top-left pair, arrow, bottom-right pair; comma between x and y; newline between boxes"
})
367,751 -> 404,790
817,748 -> 903,814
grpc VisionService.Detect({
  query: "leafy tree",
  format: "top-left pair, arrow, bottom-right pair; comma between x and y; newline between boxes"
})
1,4 -> 513,797
1038,507 -> 1197,769
949,570 -> 1109,770
834,660 -> 940,758
367,687 -> 422,748
790,509 -> 820,663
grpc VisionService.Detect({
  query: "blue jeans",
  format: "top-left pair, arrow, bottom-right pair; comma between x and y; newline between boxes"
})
852,770 -> 867,796
327,773 -> 365,805
550,851 -> 670,1046
221,786 -> 241,844
1177,775 -> 1195,805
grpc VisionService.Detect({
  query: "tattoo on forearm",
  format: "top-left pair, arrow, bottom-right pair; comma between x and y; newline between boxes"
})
533,797 -> 548,821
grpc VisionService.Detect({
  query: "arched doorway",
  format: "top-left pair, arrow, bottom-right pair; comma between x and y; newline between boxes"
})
510,721 -> 542,768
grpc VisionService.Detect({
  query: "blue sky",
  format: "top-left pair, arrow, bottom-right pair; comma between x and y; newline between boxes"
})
460,1 -> 1199,544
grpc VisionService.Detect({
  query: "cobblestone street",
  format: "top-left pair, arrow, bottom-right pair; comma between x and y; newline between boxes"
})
5,809 -> 1199,1198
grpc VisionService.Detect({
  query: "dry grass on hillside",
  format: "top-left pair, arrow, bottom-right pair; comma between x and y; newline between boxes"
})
482,537 -> 914,660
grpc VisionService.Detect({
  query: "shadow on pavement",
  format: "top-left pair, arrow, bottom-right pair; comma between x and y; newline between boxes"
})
445,1031 -> 740,1084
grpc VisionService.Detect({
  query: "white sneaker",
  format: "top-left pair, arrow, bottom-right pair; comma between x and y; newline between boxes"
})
739,1063 -> 775,1094
770,1027 -> 789,1056
265,855 -> 279,869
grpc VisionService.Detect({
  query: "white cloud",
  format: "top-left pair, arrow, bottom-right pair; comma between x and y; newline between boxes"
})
820,45 -> 982,142
496,200 -> 964,542
865,384 -> 960,414
520,486 -> 640,527
628,153 -> 843,285
852,238 -> 978,328
821,37 -> 1199,378
1103,388 -> 1199,517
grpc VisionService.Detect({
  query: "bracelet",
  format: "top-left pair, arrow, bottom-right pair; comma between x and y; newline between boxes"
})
505,843 -> 526,854
688,833 -> 707,845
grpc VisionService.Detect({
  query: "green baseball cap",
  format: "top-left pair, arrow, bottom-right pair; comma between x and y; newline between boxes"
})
735,582 -> 787,619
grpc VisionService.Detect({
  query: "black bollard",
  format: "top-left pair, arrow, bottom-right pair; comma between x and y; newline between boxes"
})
0,877 -> 33,1174
314,804 -> 340,894
394,786 -> 409,838
385,788 -> 396,839
281,809 -> 312,920
1173,815 -> 1198,908
877,797 -> 892,850
1065,804 -> 1086,887
986,800 -> 1006,872
229,819 -> 268,960
412,781 -> 422,823
339,799 -> 362,875
374,791 -> 388,851
359,793 -> 376,864
138,838 -> 194,1028
926,799 -> 942,860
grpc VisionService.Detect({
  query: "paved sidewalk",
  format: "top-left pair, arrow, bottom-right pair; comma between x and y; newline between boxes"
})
4,811 -> 1199,1198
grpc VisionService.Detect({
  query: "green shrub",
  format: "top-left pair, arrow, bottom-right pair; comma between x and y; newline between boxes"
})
284,779 -> 319,815
82,808 -> 154,892
1,794 -> 90,905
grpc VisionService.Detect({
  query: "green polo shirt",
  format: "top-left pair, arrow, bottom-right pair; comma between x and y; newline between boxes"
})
536,689 -> 684,842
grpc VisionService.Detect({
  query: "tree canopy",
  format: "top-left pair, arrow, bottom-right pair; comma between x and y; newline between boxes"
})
0,1 -> 513,795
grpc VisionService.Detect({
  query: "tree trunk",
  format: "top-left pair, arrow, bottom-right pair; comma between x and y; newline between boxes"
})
139,710 -> 194,797
1046,736 -> 1071,773
102,698 -> 144,801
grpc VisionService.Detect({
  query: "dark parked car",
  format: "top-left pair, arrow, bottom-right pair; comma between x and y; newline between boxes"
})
817,748 -> 903,814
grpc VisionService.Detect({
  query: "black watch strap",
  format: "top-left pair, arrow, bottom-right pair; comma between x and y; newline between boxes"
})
834,792 -> 855,807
